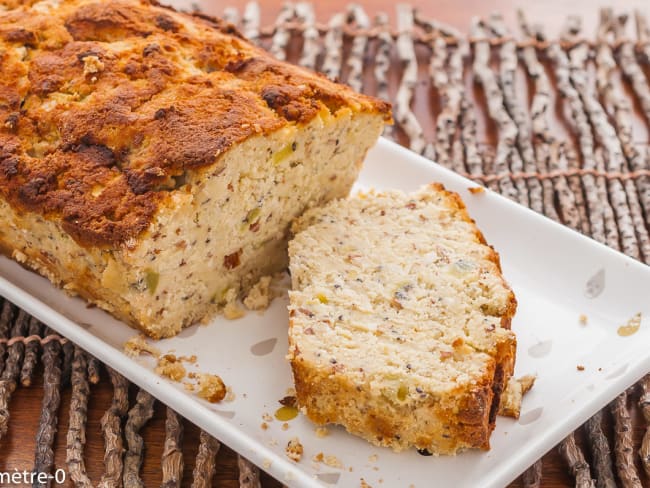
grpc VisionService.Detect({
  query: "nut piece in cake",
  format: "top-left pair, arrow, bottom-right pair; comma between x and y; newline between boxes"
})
288,184 -> 517,454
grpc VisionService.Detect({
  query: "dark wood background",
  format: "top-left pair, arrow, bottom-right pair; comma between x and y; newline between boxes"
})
1,1 -> 649,487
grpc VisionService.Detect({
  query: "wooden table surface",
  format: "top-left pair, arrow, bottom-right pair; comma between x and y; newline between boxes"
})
2,1 -> 649,487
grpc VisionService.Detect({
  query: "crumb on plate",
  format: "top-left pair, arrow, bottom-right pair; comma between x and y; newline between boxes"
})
192,373 -> 227,403
285,437 -> 303,462
124,334 -> 161,358
155,354 -> 186,381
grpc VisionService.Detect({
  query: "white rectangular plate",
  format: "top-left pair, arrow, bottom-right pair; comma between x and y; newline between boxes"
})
1,138 -> 649,488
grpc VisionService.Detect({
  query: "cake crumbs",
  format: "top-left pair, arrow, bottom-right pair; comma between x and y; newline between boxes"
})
261,422 -> 268,431
190,372 -> 227,403
224,301 -> 245,319
262,459 -> 272,469
155,354 -> 186,381
124,334 -> 161,358
323,455 -> 343,469
468,186 -> 485,194
262,413 -> 273,422
223,287 -> 245,319
360,479 -> 373,488
183,382 -> 195,392
368,454 -> 378,463
579,314 -> 588,325
315,426 -> 329,438
577,365 -> 585,371
313,452 -> 343,469
243,275 -> 274,310
285,437 -> 303,462
282,422 -> 289,431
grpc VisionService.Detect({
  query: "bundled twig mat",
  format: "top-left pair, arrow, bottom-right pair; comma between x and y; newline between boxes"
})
0,2 -> 649,487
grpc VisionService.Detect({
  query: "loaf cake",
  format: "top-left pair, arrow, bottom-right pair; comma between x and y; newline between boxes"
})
0,0 -> 390,338
288,184 -> 517,454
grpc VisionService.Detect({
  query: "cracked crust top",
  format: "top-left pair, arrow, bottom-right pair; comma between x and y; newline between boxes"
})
0,0 -> 391,248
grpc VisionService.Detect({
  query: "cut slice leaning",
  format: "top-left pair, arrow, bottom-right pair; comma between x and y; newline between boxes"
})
287,184 -> 517,454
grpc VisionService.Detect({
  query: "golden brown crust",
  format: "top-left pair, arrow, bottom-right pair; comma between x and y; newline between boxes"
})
0,0 -> 391,248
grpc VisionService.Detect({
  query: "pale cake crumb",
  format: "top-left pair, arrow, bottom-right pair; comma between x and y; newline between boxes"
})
223,301 -> 246,319
263,459 -> 272,469
192,373 -> 227,403
579,314 -> 588,325
323,455 -> 343,469
155,354 -> 186,382
262,413 -> 273,422
315,426 -> 329,438
468,186 -> 485,194
368,454 -> 378,463
285,437 -> 303,462
313,452 -> 324,462
243,275 -> 273,310
223,287 -> 245,319
360,479 -> 372,488
124,334 -> 161,358
183,382 -> 195,392
282,423 -> 289,431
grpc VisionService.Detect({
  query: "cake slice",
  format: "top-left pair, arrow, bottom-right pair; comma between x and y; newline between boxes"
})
0,0 -> 390,338
287,184 -> 517,454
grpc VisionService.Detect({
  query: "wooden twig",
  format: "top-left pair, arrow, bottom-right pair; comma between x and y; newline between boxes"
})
98,368 -> 130,488
222,6 -> 239,25
597,10 -> 650,261
33,327 -> 63,487
547,26 -> 606,244
191,430 -> 221,488
584,410 -> 617,488
122,389 -> 156,488
487,13 -> 537,210
19,316 -> 42,388
162,408 -> 184,488
269,3 -> 294,62
639,374 -> 650,477
0,300 -> 13,376
87,354 -> 101,385
460,99 -> 484,179
611,392 -> 643,488
471,18 -> 519,202
618,11 -> 650,126
0,309 -> 28,440
345,4 -> 370,93
517,13 -> 564,223
395,4 -> 431,157
563,16 -> 637,258
636,10 -> 650,66
66,347 -> 92,488
373,12 -> 393,139
238,455 -> 261,488
426,29 -> 467,173
558,432 -> 596,488
523,459 -> 543,488
321,11 -> 345,80
295,3 -> 319,70
242,1 -> 261,44
60,339 -> 74,389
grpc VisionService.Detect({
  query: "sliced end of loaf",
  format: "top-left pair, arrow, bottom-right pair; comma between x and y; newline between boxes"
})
288,183 -> 517,453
